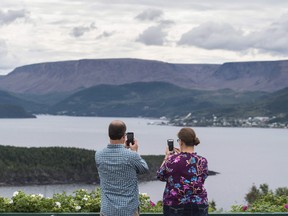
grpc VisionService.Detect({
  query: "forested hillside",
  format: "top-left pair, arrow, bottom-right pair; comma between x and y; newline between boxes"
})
0,104 -> 35,118
48,82 -> 267,118
0,146 -> 96,185
0,145 -> 218,186
0,90 -> 42,118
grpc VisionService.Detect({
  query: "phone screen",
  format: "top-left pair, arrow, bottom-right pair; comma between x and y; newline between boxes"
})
126,132 -> 134,145
167,139 -> 174,151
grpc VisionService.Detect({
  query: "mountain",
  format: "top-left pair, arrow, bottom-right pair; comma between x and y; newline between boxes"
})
0,90 -> 44,114
0,104 -> 35,118
227,87 -> 288,118
48,82 -> 268,118
0,58 -> 219,94
0,58 -> 287,121
0,90 -> 41,118
47,82 -> 206,117
212,60 -> 288,92
256,87 -> 288,123
0,58 -> 287,95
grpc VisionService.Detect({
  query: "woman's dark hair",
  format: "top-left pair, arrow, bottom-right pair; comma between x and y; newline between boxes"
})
108,120 -> 127,140
177,127 -> 200,146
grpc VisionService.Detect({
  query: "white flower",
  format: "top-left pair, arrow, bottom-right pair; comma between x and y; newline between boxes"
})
75,206 -> 81,211
55,202 -> 61,208
82,197 -> 88,201
38,194 -> 44,198
31,194 -> 36,198
141,193 -> 148,197
13,191 -> 19,197
9,200 -> 13,204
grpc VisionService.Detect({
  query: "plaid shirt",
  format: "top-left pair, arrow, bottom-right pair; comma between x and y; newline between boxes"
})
95,144 -> 149,216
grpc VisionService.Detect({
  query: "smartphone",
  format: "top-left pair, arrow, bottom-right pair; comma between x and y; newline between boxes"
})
167,139 -> 174,152
126,132 -> 134,145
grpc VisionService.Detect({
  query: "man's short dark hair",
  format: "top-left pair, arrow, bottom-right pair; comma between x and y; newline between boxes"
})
108,120 -> 127,140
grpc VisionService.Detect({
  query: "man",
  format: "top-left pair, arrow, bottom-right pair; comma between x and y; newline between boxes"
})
95,120 -> 149,216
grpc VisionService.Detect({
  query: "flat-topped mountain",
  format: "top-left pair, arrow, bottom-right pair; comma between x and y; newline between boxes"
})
0,59 -> 218,94
213,60 -> 288,92
0,58 -> 287,95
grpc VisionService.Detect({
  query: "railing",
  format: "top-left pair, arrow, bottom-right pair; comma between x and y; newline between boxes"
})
0,213 -> 288,216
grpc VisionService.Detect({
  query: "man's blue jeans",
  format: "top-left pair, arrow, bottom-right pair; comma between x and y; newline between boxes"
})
163,204 -> 208,216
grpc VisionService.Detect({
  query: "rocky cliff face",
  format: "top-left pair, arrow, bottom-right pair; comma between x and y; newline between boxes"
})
212,60 -> 288,92
0,58 -> 287,94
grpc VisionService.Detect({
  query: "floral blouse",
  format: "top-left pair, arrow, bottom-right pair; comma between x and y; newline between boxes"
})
157,152 -> 208,206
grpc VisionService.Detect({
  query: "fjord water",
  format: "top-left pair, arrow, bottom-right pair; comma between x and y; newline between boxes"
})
0,115 -> 287,211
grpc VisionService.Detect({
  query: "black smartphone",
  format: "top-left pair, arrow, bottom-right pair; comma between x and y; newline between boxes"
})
167,139 -> 174,152
126,132 -> 134,145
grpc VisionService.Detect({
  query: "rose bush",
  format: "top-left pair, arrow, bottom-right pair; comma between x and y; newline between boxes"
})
139,193 -> 162,212
0,189 -> 217,213
0,189 -> 159,213
0,189 -> 101,213
231,184 -> 288,212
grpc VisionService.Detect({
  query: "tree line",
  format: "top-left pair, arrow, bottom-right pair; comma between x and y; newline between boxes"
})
0,145 -> 218,186
0,145 -> 165,185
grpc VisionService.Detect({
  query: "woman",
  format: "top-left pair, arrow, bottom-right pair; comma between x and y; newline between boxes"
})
157,127 -> 208,216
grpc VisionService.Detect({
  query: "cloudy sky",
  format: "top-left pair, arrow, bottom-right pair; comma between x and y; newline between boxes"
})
1,0 -> 288,74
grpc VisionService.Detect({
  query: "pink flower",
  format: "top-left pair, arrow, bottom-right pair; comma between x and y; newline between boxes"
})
173,157 -> 180,163
183,185 -> 190,190
150,200 -> 155,207
242,205 -> 248,211
284,204 -> 288,209
170,189 -> 177,196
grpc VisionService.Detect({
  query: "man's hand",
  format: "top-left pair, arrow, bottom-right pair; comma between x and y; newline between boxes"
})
129,139 -> 138,152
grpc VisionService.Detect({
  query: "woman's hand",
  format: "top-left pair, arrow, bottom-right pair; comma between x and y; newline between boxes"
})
174,147 -> 181,154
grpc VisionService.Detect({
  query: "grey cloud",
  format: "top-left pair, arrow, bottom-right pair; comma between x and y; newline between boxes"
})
178,22 -> 251,51
159,19 -> 174,27
136,25 -> 167,45
70,22 -> 96,38
177,12 -> 288,55
250,14 -> 288,54
135,9 -> 163,21
135,18 -> 173,46
96,31 -> 115,39
0,9 -> 28,25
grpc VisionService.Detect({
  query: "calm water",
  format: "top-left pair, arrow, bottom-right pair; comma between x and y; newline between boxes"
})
0,115 -> 287,211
